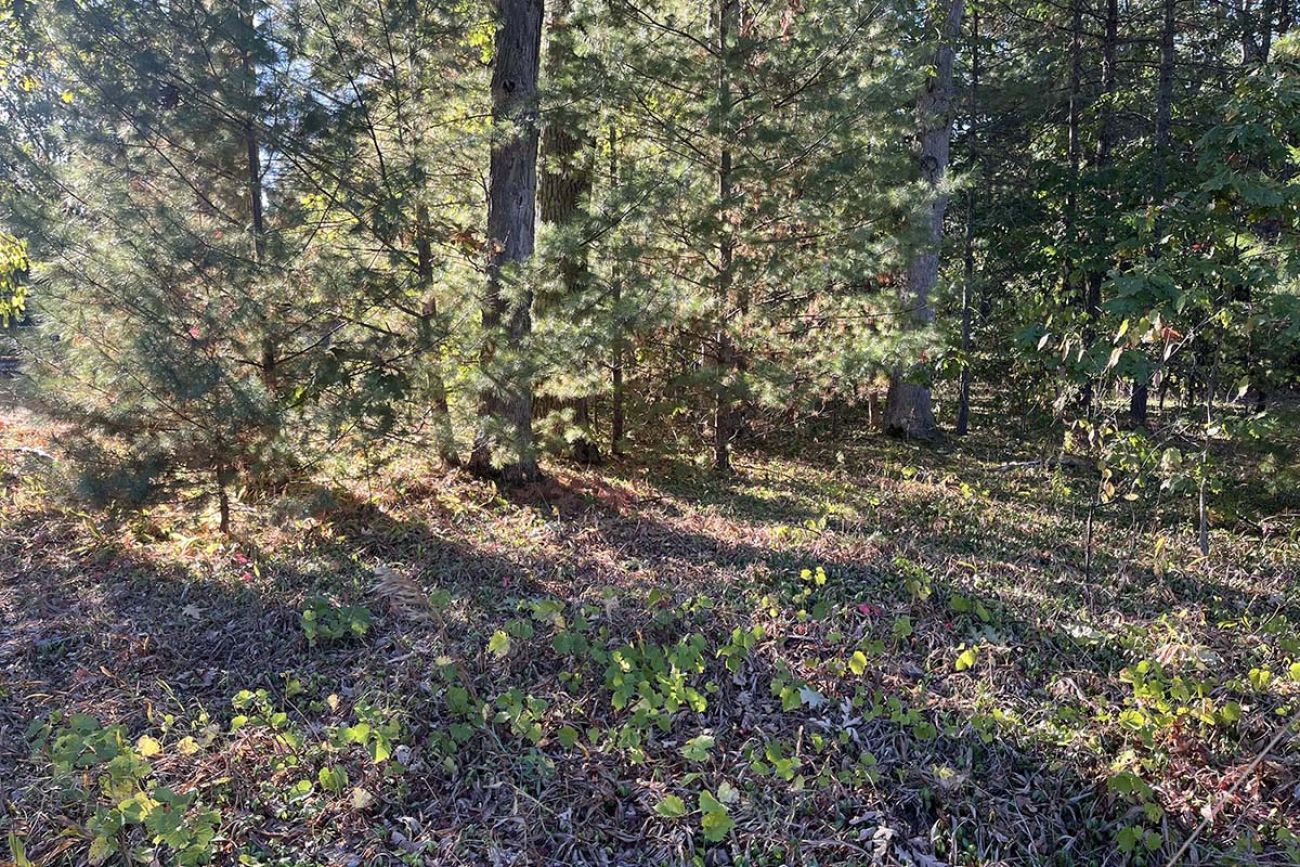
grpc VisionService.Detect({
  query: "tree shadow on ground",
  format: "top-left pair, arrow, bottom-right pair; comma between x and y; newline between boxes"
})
3,453 -> 1295,865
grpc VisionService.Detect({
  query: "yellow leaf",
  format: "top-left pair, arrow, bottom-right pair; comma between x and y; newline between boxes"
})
955,646 -> 979,672
136,735 -> 161,757
487,630 -> 511,658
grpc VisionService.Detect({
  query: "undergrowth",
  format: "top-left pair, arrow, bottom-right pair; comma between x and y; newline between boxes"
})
1,403 -> 1298,865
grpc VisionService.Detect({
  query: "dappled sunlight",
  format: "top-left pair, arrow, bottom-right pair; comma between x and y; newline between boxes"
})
3,0 -> 1300,860
5,405 -> 1299,865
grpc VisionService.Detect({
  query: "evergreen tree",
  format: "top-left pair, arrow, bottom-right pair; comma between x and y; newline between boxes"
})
13,0 -> 306,526
536,0 -> 601,464
884,0 -> 965,441
0,0 -> 1293,511
468,0 -> 545,481
589,0 -> 916,465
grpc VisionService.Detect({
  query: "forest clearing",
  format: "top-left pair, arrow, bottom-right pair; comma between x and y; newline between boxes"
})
3,392 -> 1299,865
3,0 -> 1300,863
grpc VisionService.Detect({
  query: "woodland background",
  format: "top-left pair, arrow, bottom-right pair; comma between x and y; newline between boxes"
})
1,0 -> 1299,864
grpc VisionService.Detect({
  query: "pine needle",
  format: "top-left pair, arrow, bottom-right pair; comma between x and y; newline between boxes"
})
371,564 -> 432,621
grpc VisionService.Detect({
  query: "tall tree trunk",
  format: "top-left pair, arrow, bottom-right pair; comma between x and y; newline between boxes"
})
216,457 -> 233,535
1262,0 -> 1277,59
538,0 -> 600,464
1236,0 -> 1273,405
609,123 -> 626,457
712,0 -> 739,471
884,0 -> 965,441
956,5 -> 979,436
1063,0 -> 1083,301
1082,0 -> 1119,415
1198,351 -> 1220,554
468,0 -> 544,483
1133,0 -> 1176,426
240,1 -> 276,392
244,118 -> 265,263
415,203 -> 458,466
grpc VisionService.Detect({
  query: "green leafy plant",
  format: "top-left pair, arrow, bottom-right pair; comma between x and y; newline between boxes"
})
1110,769 -> 1164,857
300,597 -> 372,646
335,703 -> 403,764
699,790 -> 734,842
894,556 -> 933,602
655,793 -> 688,818
679,733 -> 715,762
494,688 -> 549,744
717,625 -> 764,674
603,634 -> 708,730
28,713 -> 221,865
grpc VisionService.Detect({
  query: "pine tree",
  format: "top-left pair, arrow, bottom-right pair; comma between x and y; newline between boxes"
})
468,0 -> 545,482
15,0 -> 303,527
884,0 -> 965,441
283,0 -> 481,465
594,0 -> 915,465
537,0 -> 601,464
0,0 -> 1295,513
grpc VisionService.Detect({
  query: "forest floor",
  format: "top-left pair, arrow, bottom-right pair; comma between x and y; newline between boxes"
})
1,397 -> 1299,867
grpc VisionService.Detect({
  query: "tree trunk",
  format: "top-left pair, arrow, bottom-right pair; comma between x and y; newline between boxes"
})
609,124 -> 626,457
216,455 -> 233,534
1239,0 -> 1276,62
1081,0 -> 1119,415
1153,0 -> 1175,257
1063,0 -> 1083,301
538,0 -> 600,465
884,0 -> 965,441
1198,353 -> 1220,555
415,203 -> 459,466
468,0 -> 544,483
1133,0 -> 1176,427
1262,0 -> 1277,60
711,0 -> 739,471
956,5 -> 979,437
245,119 -> 265,263
240,2 -> 276,392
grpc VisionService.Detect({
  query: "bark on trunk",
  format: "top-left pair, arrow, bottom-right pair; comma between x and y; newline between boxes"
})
1239,0 -> 1276,62
538,0 -> 600,465
1133,0 -> 1176,427
468,0 -> 544,483
1063,0 -> 1083,299
1081,0 -> 1119,415
711,0 -> 739,471
884,0 -> 965,441
217,460 -> 232,535
415,203 -> 458,466
241,2 -> 276,392
608,125 -> 626,456
956,6 -> 979,437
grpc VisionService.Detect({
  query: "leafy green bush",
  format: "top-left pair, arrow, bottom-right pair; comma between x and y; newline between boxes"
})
299,597 -> 372,646
27,713 -> 220,865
